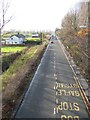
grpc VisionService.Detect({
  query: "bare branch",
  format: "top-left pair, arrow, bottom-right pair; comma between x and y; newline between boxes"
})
0,0 -> 13,31
2,1 -> 10,15
1,15 -> 13,30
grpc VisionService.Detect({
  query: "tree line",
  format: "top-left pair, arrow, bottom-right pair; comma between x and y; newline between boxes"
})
56,1 -> 90,81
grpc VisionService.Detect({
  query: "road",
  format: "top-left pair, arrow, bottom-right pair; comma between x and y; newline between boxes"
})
15,39 -> 90,119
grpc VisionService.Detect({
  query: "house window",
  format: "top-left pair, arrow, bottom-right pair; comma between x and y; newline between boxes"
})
15,42 -> 17,44
11,38 -> 13,40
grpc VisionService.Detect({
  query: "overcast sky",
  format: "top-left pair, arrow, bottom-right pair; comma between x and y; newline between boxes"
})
3,0 -> 81,31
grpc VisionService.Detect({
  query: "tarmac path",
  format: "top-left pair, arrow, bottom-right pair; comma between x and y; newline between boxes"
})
15,39 -> 90,119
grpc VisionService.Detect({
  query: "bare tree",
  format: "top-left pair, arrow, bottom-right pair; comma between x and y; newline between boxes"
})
58,1 -> 90,80
61,9 -> 79,35
0,0 -> 13,41
77,2 -> 88,27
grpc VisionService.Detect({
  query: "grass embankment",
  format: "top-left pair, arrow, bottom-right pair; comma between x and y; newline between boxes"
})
2,46 -> 27,73
2,46 -> 38,91
2,52 -> 21,73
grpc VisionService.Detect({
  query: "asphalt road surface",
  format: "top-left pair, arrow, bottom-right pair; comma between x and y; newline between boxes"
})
15,39 -> 90,119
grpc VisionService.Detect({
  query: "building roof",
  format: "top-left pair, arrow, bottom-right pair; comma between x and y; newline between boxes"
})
11,34 -> 25,38
15,34 -> 25,38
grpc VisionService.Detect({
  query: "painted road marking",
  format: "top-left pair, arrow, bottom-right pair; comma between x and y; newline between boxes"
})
54,108 -> 56,115
54,81 -> 81,119
58,40 -> 90,115
56,99 -> 58,104
54,65 -> 56,69
61,115 -> 80,120
54,74 -> 57,80
56,102 -> 80,112
55,82 -> 79,89
54,85 -> 56,90
56,89 -> 80,96
54,74 -> 57,77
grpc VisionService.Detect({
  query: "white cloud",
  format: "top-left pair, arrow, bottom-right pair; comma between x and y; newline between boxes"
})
3,0 -> 81,31
81,0 -> 90,2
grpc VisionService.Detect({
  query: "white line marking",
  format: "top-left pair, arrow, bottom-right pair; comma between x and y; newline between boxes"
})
54,108 -> 56,115
54,74 -> 57,79
54,86 -> 56,90
54,74 -> 56,77
54,65 -> 56,69
55,77 -> 57,80
70,65 -> 72,68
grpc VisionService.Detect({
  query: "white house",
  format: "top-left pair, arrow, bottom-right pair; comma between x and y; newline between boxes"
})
6,34 -> 25,45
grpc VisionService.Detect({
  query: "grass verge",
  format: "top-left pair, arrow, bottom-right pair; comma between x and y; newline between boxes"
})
1,46 -> 26,53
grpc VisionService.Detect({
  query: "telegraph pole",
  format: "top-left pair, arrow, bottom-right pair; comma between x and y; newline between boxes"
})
0,21 -> 1,55
40,32 -> 43,44
42,32 -> 43,44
